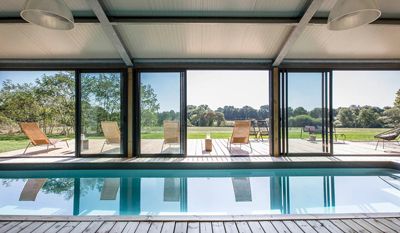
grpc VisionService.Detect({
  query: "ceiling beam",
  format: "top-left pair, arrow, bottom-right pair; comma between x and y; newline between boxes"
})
86,0 -> 132,66
273,0 -> 324,67
1,15 -> 399,25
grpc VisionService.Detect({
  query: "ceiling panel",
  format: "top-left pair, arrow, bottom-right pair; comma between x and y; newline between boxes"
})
118,23 -> 292,59
287,24 -> 400,59
316,0 -> 400,18
103,0 -> 307,17
0,24 -> 120,59
0,0 -> 93,17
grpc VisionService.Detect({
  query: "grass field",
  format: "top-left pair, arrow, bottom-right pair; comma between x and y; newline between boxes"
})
0,127 -> 389,153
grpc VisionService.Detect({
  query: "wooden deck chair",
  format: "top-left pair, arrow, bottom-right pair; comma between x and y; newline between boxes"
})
19,122 -> 69,154
100,121 -> 121,152
231,178 -> 252,202
163,178 -> 180,202
257,120 -> 270,141
249,120 -> 259,140
227,120 -> 253,152
374,127 -> 400,150
19,178 -> 47,201
161,120 -> 180,152
100,178 -> 120,200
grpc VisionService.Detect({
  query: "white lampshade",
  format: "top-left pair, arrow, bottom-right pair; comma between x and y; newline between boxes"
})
20,0 -> 74,30
328,0 -> 381,31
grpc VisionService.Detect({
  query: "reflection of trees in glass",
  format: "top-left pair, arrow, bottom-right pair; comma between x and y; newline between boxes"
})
140,84 -> 160,127
81,73 -> 121,135
0,72 -> 75,135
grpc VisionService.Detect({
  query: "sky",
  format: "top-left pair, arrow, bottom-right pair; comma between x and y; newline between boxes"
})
1,70 -> 400,111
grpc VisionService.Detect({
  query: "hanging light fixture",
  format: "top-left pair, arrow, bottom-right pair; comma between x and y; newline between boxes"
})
20,0 -> 74,30
328,0 -> 381,31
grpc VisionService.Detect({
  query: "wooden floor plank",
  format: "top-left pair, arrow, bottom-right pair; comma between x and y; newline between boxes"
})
317,220 -> 344,233
330,220 -> 355,233
109,222 -> 128,233
122,222 -> 140,233
352,219 -> 383,233
19,222 -> 44,233
212,222 -> 225,233
187,222 -> 200,233
81,221 -> 103,233
340,219 -> 370,233
69,222 -> 92,233
161,222 -> 175,233
148,222 -> 164,233
96,221 -> 116,233
0,222 -> 21,233
294,221 -> 317,233
386,218 -> 400,228
200,222 -> 212,233
57,222 -> 80,233
44,221 -> 68,233
259,221 -> 278,233
235,222 -> 251,233
0,222 -> 8,229
174,222 -> 188,233
306,220 -> 331,233
375,219 -> 400,232
223,222 -> 238,233
282,221 -> 303,233
247,221 -> 264,233
363,219 -> 395,233
31,222 -> 56,233
5,221 -> 32,233
271,221 -> 291,233
135,222 -> 152,233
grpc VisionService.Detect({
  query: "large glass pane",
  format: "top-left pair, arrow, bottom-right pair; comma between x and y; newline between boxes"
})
0,71 -> 75,157
187,70 -> 269,156
81,73 -> 122,155
140,72 -> 182,154
287,72 -> 323,153
333,71 -> 400,155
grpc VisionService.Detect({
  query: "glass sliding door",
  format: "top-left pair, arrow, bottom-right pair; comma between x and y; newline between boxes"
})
80,72 -> 124,155
0,71 -> 75,158
139,72 -> 185,155
280,71 -> 333,155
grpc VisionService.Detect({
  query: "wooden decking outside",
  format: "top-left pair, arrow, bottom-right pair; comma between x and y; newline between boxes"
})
1,138 -> 400,158
1,214 -> 400,233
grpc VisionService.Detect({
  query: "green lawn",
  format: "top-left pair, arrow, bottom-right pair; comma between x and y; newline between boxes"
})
0,134 -> 74,153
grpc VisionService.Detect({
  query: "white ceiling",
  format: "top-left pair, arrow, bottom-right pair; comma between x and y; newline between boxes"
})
0,0 -> 399,61
118,23 -> 292,59
0,24 -> 120,59
287,24 -> 400,59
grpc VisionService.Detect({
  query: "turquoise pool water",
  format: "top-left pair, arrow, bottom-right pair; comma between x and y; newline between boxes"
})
0,168 -> 400,216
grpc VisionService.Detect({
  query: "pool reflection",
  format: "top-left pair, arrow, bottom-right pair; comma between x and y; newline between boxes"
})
1,171 -> 400,215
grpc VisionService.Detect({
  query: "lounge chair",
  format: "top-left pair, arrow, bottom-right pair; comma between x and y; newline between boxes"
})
100,121 -> 121,152
161,120 -> 180,152
257,120 -> 270,141
19,178 -> 47,201
374,127 -> 400,150
227,120 -> 253,152
19,122 -> 69,154
249,120 -> 259,139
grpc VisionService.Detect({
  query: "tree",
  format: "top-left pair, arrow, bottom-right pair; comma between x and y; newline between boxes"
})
336,107 -> 356,127
395,89 -> 400,107
356,108 -> 381,128
140,84 -> 160,127
293,107 -> 308,116
310,108 -> 322,118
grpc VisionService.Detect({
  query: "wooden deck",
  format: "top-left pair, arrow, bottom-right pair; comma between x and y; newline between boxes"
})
1,214 -> 400,233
